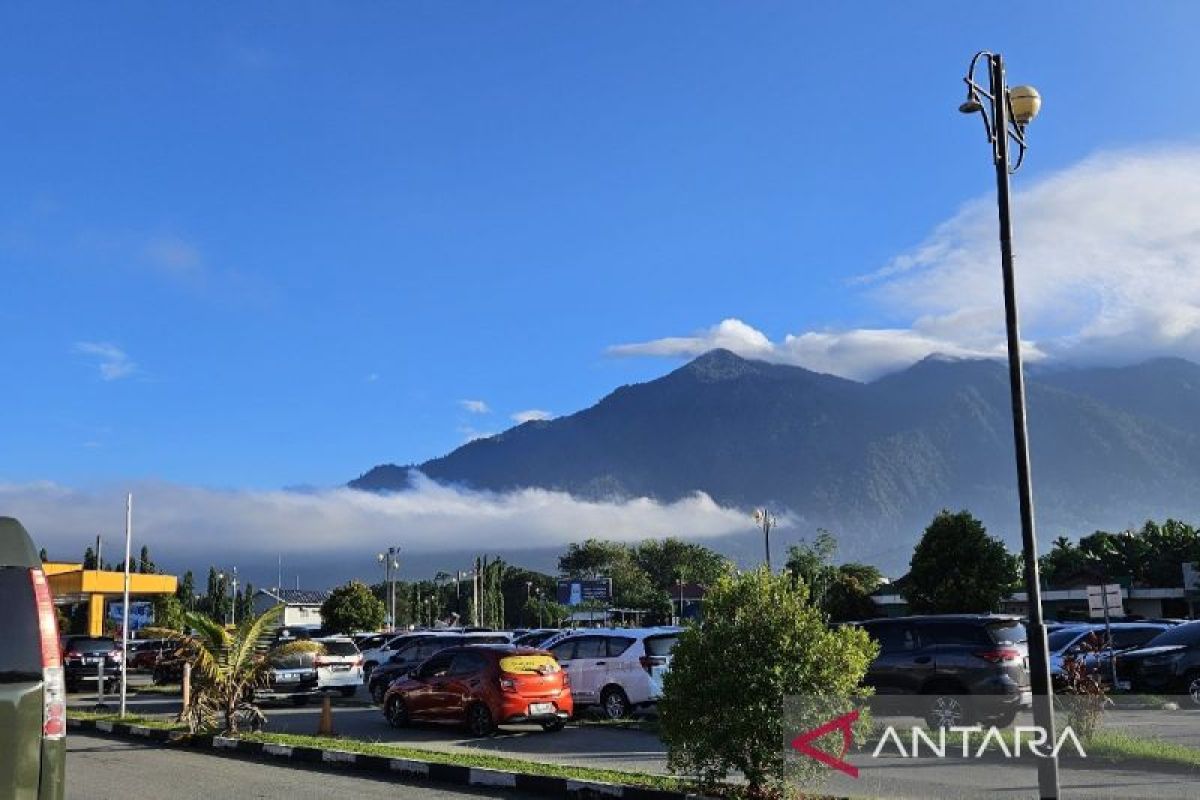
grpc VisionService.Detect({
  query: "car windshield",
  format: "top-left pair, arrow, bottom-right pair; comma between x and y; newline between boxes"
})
1144,622 -> 1200,648
0,568 -> 41,680
1047,629 -> 1088,653
66,637 -> 116,653
320,640 -> 359,656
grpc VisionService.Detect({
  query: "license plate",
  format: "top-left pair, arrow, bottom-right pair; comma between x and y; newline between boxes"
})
331,665 -> 350,671
276,672 -> 300,684
529,702 -> 555,715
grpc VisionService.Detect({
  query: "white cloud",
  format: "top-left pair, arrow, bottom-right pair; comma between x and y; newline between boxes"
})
512,409 -> 554,424
610,148 -> 1200,379
0,474 -> 755,578
458,426 -> 496,443
74,341 -> 137,381
459,399 -> 491,415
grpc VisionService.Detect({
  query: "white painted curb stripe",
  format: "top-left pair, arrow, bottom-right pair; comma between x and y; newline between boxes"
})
322,750 -> 357,764
96,721 -> 113,732
213,736 -> 238,749
263,744 -> 293,757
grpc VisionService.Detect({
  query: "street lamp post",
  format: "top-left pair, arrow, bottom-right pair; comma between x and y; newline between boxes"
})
377,547 -> 400,630
958,50 -> 1057,799
752,509 -> 776,572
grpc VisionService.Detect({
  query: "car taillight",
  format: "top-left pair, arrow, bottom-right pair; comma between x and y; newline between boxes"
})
31,569 -> 66,740
639,655 -> 667,674
975,647 -> 1021,664
314,657 -> 327,667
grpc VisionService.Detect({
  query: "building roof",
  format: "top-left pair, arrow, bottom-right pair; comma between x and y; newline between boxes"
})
257,588 -> 331,606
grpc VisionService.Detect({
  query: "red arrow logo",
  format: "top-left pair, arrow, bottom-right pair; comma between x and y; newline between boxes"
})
790,709 -> 859,778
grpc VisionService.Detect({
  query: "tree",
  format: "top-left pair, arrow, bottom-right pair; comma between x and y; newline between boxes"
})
151,593 -> 185,631
138,545 -> 156,574
148,605 -> 312,734
631,538 -> 732,591
785,530 -> 839,611
83,547 -> 97,570
558,538 -> 628,578
659,569 -> 877,797
321,581 -> 386,634
204,567 -> 231,624
38,547 -> 49,563
902,510 -> 1020,614
176,570 -> 196,609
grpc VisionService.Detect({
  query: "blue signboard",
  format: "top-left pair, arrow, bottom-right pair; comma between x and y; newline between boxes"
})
107,601 -> 154,631
556,578 -> 612,607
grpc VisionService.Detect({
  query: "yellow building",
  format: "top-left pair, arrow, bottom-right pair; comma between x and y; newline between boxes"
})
44,562 -> 178,636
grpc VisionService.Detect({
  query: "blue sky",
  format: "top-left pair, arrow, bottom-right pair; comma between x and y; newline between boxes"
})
4,2 -> 1200,493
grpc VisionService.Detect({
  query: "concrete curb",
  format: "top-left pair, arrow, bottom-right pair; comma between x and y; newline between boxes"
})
67,717 -> 708,799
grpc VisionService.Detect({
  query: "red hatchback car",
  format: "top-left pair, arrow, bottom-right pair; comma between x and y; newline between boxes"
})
382,645 -> 572,736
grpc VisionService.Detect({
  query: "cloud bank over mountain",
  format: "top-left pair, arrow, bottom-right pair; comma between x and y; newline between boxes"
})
612,148 -> 1200,380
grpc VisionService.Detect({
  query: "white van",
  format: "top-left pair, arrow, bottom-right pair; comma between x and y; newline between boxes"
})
548,627 -> 682,718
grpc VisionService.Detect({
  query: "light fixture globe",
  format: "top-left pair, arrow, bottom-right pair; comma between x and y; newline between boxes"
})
1009,85 -> 1041,125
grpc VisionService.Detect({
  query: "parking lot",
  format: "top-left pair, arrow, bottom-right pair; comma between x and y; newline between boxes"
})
70,676 -> 1200,800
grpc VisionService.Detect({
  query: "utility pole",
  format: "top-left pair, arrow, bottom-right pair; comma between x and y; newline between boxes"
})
119,493 -> 132,717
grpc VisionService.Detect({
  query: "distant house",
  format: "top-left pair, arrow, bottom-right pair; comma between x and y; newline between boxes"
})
251,588 -> 331,628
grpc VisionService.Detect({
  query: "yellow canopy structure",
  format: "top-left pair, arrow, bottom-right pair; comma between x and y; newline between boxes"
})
45,562 -> 178,636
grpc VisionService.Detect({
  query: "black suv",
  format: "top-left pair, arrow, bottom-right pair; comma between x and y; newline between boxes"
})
0,517 -> 65,800
61,636 -> 124,692
858,615 -> 1031,727
1115,620 -> 1200,704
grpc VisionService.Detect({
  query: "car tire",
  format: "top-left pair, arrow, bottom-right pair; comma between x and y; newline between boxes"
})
466,702 -> 495,737
540,717 -> 567,733
1185,672 -> 1200,707
371,681 -> 387,705
385,696 -> 410,729
339,686 -> 357,698
923,692 -> 972,729
599,686 -> 631,720
363,662 -> 376,682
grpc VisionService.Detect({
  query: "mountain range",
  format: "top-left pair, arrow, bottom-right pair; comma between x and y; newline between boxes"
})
350,351 -> 1200,572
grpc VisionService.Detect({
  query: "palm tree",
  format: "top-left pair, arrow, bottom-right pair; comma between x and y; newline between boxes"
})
148,605 -> 320,734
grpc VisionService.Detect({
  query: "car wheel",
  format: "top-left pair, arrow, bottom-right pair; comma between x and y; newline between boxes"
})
600,686 -> 631,720
924,694 -> 970,729
385,696 -> 410,729
339,686 -> 357,698
363,662 -> 376,681
466,702 -> 495,737
540,717 -> 566,733
371,681 -> 387,705
1186,673 -> 1200,707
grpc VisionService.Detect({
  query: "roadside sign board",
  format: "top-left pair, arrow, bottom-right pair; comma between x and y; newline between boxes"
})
108,600 -> 154,631
1086,584 -> 1122,619
556,578 -> 612,607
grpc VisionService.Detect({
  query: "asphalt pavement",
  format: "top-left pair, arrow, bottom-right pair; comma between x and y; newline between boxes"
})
67,732 -> 544,800
72,679 -> 1200,799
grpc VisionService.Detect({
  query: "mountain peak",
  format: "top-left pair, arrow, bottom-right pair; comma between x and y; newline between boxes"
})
681,348 -> 760,381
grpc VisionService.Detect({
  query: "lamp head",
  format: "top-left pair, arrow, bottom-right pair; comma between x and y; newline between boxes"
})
958,92 -> 983,114
1008,85 -> 1041,125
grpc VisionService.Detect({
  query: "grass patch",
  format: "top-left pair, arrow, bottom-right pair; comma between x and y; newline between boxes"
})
134,684 -> 182,695
1087,730 -> 1200,769
68,710 -> 183,731
240,730 -> 695,793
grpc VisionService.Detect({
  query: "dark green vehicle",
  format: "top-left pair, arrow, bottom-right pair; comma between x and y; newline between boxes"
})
0,517 -> 66,800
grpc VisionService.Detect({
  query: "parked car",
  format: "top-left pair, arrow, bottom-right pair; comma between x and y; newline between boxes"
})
129,639 -> 172,671
255,647 -> 320,705
1115,620 -> 1200,703
314,637 -> 363,697
383,644 -> 572,736
857,615 -> 1031,728
367,632 -> 512,704
1048,622 -> 1171,688
547,627 -> 682,719
361,632 -> 432,679
512,629 -> 561,648
61,636 -> 124,692
0,516 -> 66,800
353,633 -> 391,652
